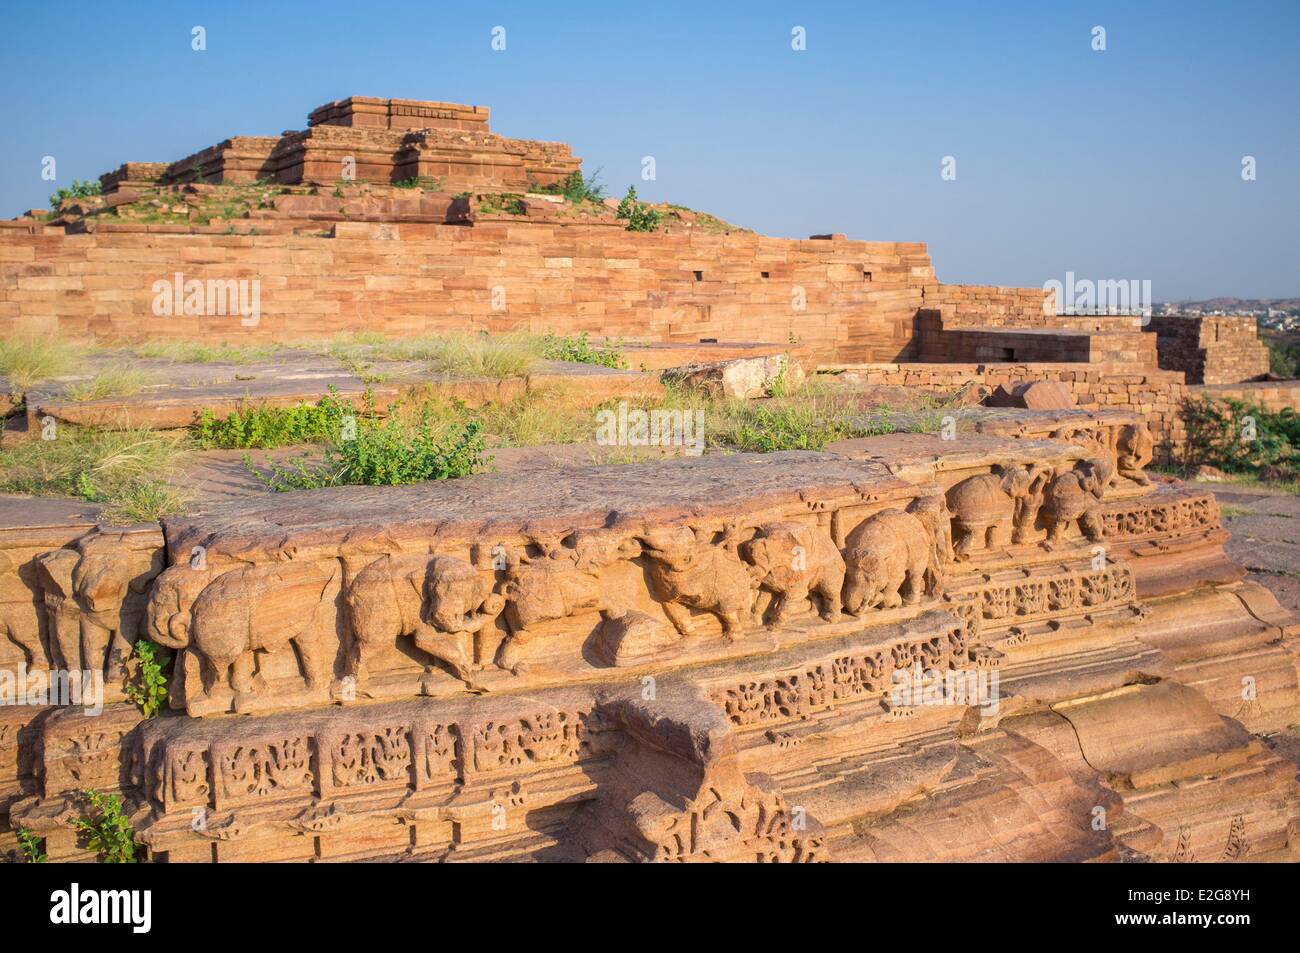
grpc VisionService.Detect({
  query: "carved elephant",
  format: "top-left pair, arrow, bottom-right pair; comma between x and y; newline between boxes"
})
187,562 -> 338,706
1040,459 -> 1111,550
638,525 -> 754,640
346,553 -> 502,687
34,537 -> 163,678
144,564 -> 218,708
741,522 -> 844,625
0,551 -> 45,667
841,509 -> 931,613
944,465 -> 1038,559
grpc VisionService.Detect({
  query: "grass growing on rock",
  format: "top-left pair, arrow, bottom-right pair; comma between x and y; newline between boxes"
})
0,424 -> 192,521
320,331 -> 539,379
0,335 -> 82,391
62,363 -> 159,401
130,341 -> 288,364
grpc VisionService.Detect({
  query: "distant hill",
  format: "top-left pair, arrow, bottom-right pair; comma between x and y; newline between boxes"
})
1159,297 -> 1300,312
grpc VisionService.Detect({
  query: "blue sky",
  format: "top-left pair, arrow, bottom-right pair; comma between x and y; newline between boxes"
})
2,0 -> 1296,298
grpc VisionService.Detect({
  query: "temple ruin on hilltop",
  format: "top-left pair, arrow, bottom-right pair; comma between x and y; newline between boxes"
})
1,98 -> 1298,864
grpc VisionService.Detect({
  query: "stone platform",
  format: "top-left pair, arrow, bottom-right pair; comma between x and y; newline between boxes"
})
2,410 -> 1297,862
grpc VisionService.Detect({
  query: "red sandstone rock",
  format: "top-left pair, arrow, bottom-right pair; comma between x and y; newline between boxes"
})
985,379 -> 1075,410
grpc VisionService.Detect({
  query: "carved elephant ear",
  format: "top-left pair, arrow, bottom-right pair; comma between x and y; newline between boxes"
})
34,548 -> 79,597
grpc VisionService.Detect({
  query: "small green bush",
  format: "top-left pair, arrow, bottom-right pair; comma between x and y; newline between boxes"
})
48,179 -> 102,209
727,404 -> 851,452
73,789 -> 138,863
251,409 -> 487,491
535,169 -> 606,204
615,185 -> 661,232
194,389 -> 366,449
1180,394 -> 1300,476
538,331 -> 627,369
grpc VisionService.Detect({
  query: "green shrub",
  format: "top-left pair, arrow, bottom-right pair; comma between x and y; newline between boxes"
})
124,639 -> 171,717
73,789 -> 138,863
1266,339 -> 1300,378
615,185 -> 661,232
478,192 -> 527,215
251,408 -> 487,490
538,331 -> 626,369
1180,394 -> 1300,476
194,389 -> 366,449
48,179 -> 102,209
535,169 -> 606,204
16,827 -> 46,863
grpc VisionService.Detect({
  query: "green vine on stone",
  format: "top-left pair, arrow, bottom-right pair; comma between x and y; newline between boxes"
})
72,789 -> 139,863
16,827 -> 46,863
124,638 -> 171,717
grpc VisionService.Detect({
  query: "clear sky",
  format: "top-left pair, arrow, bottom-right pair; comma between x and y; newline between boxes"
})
2,0 -> 1296,299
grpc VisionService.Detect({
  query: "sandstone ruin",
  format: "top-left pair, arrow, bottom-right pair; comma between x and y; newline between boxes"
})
1,98 -> 1297,863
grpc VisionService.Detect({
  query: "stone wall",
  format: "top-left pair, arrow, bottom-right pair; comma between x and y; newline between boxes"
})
834,362 -> 1190,460
1150,314 -> 1270,385
0,222 -> 938,364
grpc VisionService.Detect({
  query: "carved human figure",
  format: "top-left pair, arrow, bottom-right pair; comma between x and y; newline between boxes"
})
346,553 -> 502,688
1115,423 -> 1154,485
1040,460 -> 1112,550
187,562 -> 337,709
741,522 -> 844,626
638,525 -> 754,640
841,509 -> 932,613
944,464 -> 1036,560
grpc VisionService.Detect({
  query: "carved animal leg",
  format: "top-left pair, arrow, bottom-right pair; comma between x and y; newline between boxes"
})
660,601 -> 696,638
717,607 -> 746,640
292,633 -> 327,691
80,619 -> 112,677
952,527 -> 974,560
882,575 -> 905,609
229,653 -> 256,695
413,627 -> 476,683
3,614 -> 43,667
903,568 -> 925,605
1042,522 -> 1065,551
987,522 -> 1011,550
348,641 -> 369,689
814,578 -> 842,622
496,630 -> 532,673
765,589 -> 793,626
1080,511 -> 1105,542
106,630 -> 133,680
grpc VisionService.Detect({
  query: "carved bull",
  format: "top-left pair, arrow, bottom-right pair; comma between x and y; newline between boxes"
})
638,525 -> 754,640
